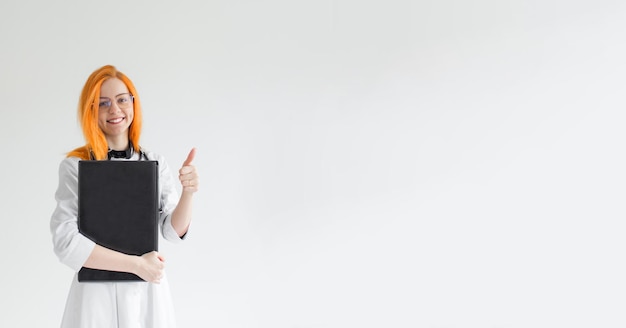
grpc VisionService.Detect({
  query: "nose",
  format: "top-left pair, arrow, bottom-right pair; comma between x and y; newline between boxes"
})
108,101 -> 122,113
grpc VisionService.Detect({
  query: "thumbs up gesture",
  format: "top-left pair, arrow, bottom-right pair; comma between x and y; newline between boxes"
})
179,148 -> 199,193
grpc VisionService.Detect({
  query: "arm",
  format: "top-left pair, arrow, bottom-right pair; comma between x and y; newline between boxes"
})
51,157 -> 96,270
84,246 -> 165,283
170,148 -> 199,237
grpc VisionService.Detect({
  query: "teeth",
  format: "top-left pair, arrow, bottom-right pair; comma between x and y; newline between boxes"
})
108,117 -> 124,123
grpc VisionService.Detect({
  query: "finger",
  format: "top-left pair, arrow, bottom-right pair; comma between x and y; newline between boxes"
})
179,171 -> 197,182
182,178 -> 199,187
179,174 -> 198,183
183,148 -> 196,167
179,166 -> 196,175
182,181 -> 199,192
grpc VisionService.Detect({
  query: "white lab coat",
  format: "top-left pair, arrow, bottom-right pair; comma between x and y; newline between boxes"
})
50,150 -> 184,328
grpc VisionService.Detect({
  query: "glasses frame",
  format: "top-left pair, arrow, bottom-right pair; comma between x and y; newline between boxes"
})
98,93 -> 134,111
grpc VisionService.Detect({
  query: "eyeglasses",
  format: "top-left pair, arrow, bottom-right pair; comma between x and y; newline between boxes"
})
98,93 -> 134,110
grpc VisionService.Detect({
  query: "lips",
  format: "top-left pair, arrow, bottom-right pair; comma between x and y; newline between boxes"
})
107,117 -> 125,124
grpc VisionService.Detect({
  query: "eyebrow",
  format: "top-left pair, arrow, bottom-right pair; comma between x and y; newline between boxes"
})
99,92 -> 131,99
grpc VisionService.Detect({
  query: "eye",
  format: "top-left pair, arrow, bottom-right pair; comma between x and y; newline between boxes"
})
118,95 -> 132,104
99,100 -> 111,108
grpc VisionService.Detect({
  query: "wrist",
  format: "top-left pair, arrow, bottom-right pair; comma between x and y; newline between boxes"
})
181,189 -> 195,197
125,254 -> 140,275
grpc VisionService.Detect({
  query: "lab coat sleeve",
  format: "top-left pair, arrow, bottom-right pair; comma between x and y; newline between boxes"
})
50,157 -> 96,271
154,152 -> 187,243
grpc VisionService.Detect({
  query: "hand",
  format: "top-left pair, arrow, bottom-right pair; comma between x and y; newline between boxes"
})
179,148 -> 199,193
134,251 -> 165,283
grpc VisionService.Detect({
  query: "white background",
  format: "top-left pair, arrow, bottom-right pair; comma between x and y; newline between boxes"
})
1,1 -> 625,327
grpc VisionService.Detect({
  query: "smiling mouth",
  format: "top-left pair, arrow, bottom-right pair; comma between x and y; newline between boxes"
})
107,117 -> 125,124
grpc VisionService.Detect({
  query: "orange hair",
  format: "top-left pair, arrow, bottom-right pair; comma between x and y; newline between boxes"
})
67,65 -> 143,160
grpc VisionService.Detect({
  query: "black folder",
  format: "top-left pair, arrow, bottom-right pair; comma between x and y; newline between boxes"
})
77,160 -> 159,282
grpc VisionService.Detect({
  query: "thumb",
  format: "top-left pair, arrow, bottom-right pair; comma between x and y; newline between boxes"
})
183,148 -> 196,166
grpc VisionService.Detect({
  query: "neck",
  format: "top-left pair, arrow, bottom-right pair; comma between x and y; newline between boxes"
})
107,136 -> 130,151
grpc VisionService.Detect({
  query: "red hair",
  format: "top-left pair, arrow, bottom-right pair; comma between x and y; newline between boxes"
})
67,65 -> 143,160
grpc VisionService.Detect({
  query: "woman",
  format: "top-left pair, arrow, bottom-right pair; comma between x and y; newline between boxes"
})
50,65 -> 198,327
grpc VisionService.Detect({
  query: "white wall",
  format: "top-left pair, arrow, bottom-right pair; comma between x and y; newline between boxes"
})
1,1 -> 625,327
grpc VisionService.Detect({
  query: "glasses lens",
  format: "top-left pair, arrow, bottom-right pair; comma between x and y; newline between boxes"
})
98,99 -> 112,110
117,94 -> 133,108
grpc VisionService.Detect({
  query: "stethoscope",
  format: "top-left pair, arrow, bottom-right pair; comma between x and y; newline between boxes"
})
89,145 -> 149,161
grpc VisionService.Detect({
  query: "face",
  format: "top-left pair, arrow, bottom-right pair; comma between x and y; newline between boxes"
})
98,78 -> 134,145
